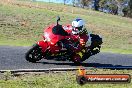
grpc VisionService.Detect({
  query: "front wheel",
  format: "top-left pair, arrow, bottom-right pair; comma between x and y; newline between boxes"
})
25,44 -> 43,63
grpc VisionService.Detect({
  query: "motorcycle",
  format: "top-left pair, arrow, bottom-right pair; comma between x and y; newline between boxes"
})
25,17 -> 103,64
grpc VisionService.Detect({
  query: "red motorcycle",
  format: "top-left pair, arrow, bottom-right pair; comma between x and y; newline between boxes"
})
25,17 -> 103,64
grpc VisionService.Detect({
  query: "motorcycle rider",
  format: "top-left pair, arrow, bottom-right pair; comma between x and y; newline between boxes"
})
71,18 -> 102,55
60,18 -> 91,52
71,18 -> 91,48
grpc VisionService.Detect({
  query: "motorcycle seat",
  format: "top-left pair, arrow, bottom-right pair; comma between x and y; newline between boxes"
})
52,25 -> 69,36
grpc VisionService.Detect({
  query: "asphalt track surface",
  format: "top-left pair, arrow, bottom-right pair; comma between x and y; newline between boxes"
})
0,46 -> 132,70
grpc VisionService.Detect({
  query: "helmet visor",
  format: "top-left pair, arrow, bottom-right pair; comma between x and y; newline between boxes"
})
73,26 -> 83,31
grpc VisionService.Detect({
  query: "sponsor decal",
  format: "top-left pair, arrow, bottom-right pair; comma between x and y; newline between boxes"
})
76,67 -> 131,85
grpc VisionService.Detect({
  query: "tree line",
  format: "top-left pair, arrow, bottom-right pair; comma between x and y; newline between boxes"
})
62,0 -> 132,18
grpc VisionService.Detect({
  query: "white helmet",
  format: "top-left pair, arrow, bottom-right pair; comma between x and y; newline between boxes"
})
72,18 -> 85,34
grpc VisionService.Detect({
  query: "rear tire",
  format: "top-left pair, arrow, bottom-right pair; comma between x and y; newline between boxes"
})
25,44 -> 43,63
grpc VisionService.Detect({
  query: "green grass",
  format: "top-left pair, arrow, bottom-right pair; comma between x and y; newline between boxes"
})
102,48 -> 132,54
0,0 -> 132,54
0,69 -> 132,88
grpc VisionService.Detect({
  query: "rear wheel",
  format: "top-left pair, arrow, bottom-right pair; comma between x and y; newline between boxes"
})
25,44 -> 43,63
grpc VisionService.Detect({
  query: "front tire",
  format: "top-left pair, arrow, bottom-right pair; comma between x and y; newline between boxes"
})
25,44 -> 43,63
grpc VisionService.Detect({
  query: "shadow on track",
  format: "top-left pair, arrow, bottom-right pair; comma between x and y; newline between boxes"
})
36,61 -> 132,70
